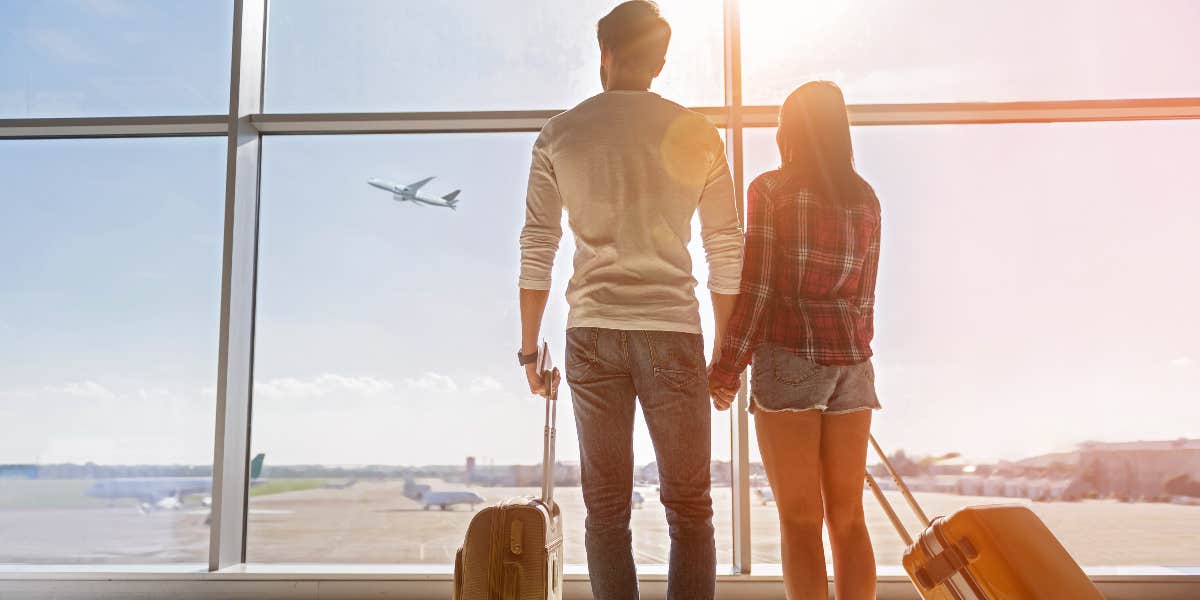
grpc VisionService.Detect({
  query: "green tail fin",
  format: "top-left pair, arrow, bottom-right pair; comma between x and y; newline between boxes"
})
250,453 -> 265,480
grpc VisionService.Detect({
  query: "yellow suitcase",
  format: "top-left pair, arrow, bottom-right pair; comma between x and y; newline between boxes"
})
454,344 -> 564,600
866,435 -> 1104,600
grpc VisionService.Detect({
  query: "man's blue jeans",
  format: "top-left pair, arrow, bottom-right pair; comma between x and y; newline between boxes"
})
565,327 -> 716,600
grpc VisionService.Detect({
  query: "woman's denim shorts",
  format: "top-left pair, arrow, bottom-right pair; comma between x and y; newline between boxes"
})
749,343 -> 881,414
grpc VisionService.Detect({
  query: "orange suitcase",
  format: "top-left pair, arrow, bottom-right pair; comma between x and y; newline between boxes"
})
865,435 -> 1104,600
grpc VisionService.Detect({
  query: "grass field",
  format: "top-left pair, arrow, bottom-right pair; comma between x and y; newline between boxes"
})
249,479 -> 327,497
0,480 -> 113,510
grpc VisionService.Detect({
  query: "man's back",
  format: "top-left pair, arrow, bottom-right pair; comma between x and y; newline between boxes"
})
519,90 -> 742,333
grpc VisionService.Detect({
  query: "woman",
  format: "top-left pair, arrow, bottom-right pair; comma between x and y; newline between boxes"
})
709,81 -> 881,600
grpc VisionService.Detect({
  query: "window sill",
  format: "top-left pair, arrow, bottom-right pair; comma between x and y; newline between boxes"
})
1,562 -> 1197,600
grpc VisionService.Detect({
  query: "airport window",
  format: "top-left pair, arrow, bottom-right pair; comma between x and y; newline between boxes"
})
246,133 -> 734,565
263,0 -> 724,113
740,0 -> 1200,105
0,0 -> 233,118
1,1 -> 1198,593
741,121 -> 1200,566
0,137 -> 226,564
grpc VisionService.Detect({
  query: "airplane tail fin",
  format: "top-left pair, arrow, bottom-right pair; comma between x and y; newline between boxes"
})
250,453 -> 265,480
442,190 -> 461,209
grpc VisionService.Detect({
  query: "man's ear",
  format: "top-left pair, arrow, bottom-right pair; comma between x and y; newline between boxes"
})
650,59 -> 666,79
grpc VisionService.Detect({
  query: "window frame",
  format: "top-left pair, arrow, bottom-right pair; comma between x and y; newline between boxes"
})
0,0 -> 1198,593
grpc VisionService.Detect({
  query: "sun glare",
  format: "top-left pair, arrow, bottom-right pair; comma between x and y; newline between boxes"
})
743,0 -> 854,34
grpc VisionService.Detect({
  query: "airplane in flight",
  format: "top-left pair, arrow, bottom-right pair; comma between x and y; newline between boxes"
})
86,453 -> 266,513
367,176 -> 461,210
403,477 -> 485,511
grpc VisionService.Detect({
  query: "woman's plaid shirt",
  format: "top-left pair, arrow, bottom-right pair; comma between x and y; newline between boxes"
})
710,170 -> 881,390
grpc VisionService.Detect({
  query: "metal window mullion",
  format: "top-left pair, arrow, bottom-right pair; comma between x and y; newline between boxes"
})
6,98 -> 1200,140
0,115 -> 228,139
209,0 -> 267,572
723,0 -> 753,576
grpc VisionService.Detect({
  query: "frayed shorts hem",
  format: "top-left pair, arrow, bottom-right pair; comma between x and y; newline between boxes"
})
748,395 -> 879,415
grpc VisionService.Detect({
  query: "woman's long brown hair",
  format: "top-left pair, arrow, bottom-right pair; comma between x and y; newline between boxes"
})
776,81 -> 870,205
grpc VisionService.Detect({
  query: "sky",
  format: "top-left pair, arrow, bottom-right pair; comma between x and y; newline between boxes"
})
1,0 -> 1199,468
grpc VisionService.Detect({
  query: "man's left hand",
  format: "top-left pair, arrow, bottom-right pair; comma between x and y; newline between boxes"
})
524,363 -> 560,398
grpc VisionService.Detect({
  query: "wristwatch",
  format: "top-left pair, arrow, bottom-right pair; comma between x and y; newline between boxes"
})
517,348 -> 539,366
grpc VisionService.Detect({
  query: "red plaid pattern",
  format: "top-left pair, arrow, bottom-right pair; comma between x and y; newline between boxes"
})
710,170 -> 881,390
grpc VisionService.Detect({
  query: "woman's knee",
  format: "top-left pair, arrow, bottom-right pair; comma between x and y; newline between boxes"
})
824,502 -> 867,540
777,504 -> 824,538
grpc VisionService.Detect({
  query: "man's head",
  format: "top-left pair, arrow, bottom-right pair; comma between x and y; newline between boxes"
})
597,1 -> 671,91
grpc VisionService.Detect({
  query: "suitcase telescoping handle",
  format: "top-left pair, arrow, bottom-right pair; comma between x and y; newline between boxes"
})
864,433 -> 931,546
535,341 -> 560,506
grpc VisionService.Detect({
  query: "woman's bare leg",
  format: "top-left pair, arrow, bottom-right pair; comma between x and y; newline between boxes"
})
754,409 -> 827,599
820,409 -> 876,600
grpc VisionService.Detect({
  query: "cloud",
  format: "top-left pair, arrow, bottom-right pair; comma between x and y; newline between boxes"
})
28,29 -> 97,65
45,381 -> 115,400
136,387 -> 172,401
254,374 -> 396,400
403,372 -> 458,393
254,377 -> 323,400
1169,356 -> 1195,368
252,372 -> 467,399
314,374 -> 395,395
468,376 -> 504,394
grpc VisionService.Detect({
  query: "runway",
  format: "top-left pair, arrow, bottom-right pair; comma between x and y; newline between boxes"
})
2,478 -> 1198,566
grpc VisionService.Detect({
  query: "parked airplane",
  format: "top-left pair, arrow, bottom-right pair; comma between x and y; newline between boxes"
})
86,453 -> 266,513
755,487 -> 775,506
631,490 -> 645,509
367,176 -> 461,210
402,477 -> 485,511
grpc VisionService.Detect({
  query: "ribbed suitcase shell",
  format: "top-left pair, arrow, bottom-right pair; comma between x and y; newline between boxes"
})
901,505 -> 1103,600
455,499 -> 563,600
867,435 -> 1105,600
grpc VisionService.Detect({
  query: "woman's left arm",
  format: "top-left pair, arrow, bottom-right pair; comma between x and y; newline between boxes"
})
709,179 -> 775,391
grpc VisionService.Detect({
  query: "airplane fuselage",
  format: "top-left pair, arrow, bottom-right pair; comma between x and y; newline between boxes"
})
86,477 -> 211,505
367,177 -> 460,210
420,491 -> 486,511
86,453 -> 266,511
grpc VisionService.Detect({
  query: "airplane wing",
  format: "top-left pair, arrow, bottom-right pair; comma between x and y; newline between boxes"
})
407,176 -> 435,192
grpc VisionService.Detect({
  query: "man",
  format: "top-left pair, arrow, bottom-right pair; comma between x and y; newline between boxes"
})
516,2 -> 743,598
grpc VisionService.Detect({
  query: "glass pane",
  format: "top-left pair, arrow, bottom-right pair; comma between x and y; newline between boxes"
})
264,0 -> 723,113
741,0 -> 1200,105
741,121 -> 1200,566
0,138 -> 225,564
0,1 -> 233,118
248,133 -> 733,565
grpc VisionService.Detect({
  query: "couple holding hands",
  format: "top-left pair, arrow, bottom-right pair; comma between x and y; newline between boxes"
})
517,2 -> 881,598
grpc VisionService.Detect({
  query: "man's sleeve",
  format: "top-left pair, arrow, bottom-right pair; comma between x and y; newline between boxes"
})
697,134 -> 743,294
518,128 -> 563,291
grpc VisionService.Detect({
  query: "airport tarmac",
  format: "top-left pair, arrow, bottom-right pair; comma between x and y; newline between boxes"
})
2,478 -> 1198,566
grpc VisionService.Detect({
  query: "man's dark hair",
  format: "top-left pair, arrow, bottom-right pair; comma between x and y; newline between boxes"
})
597,1 -> 671,76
